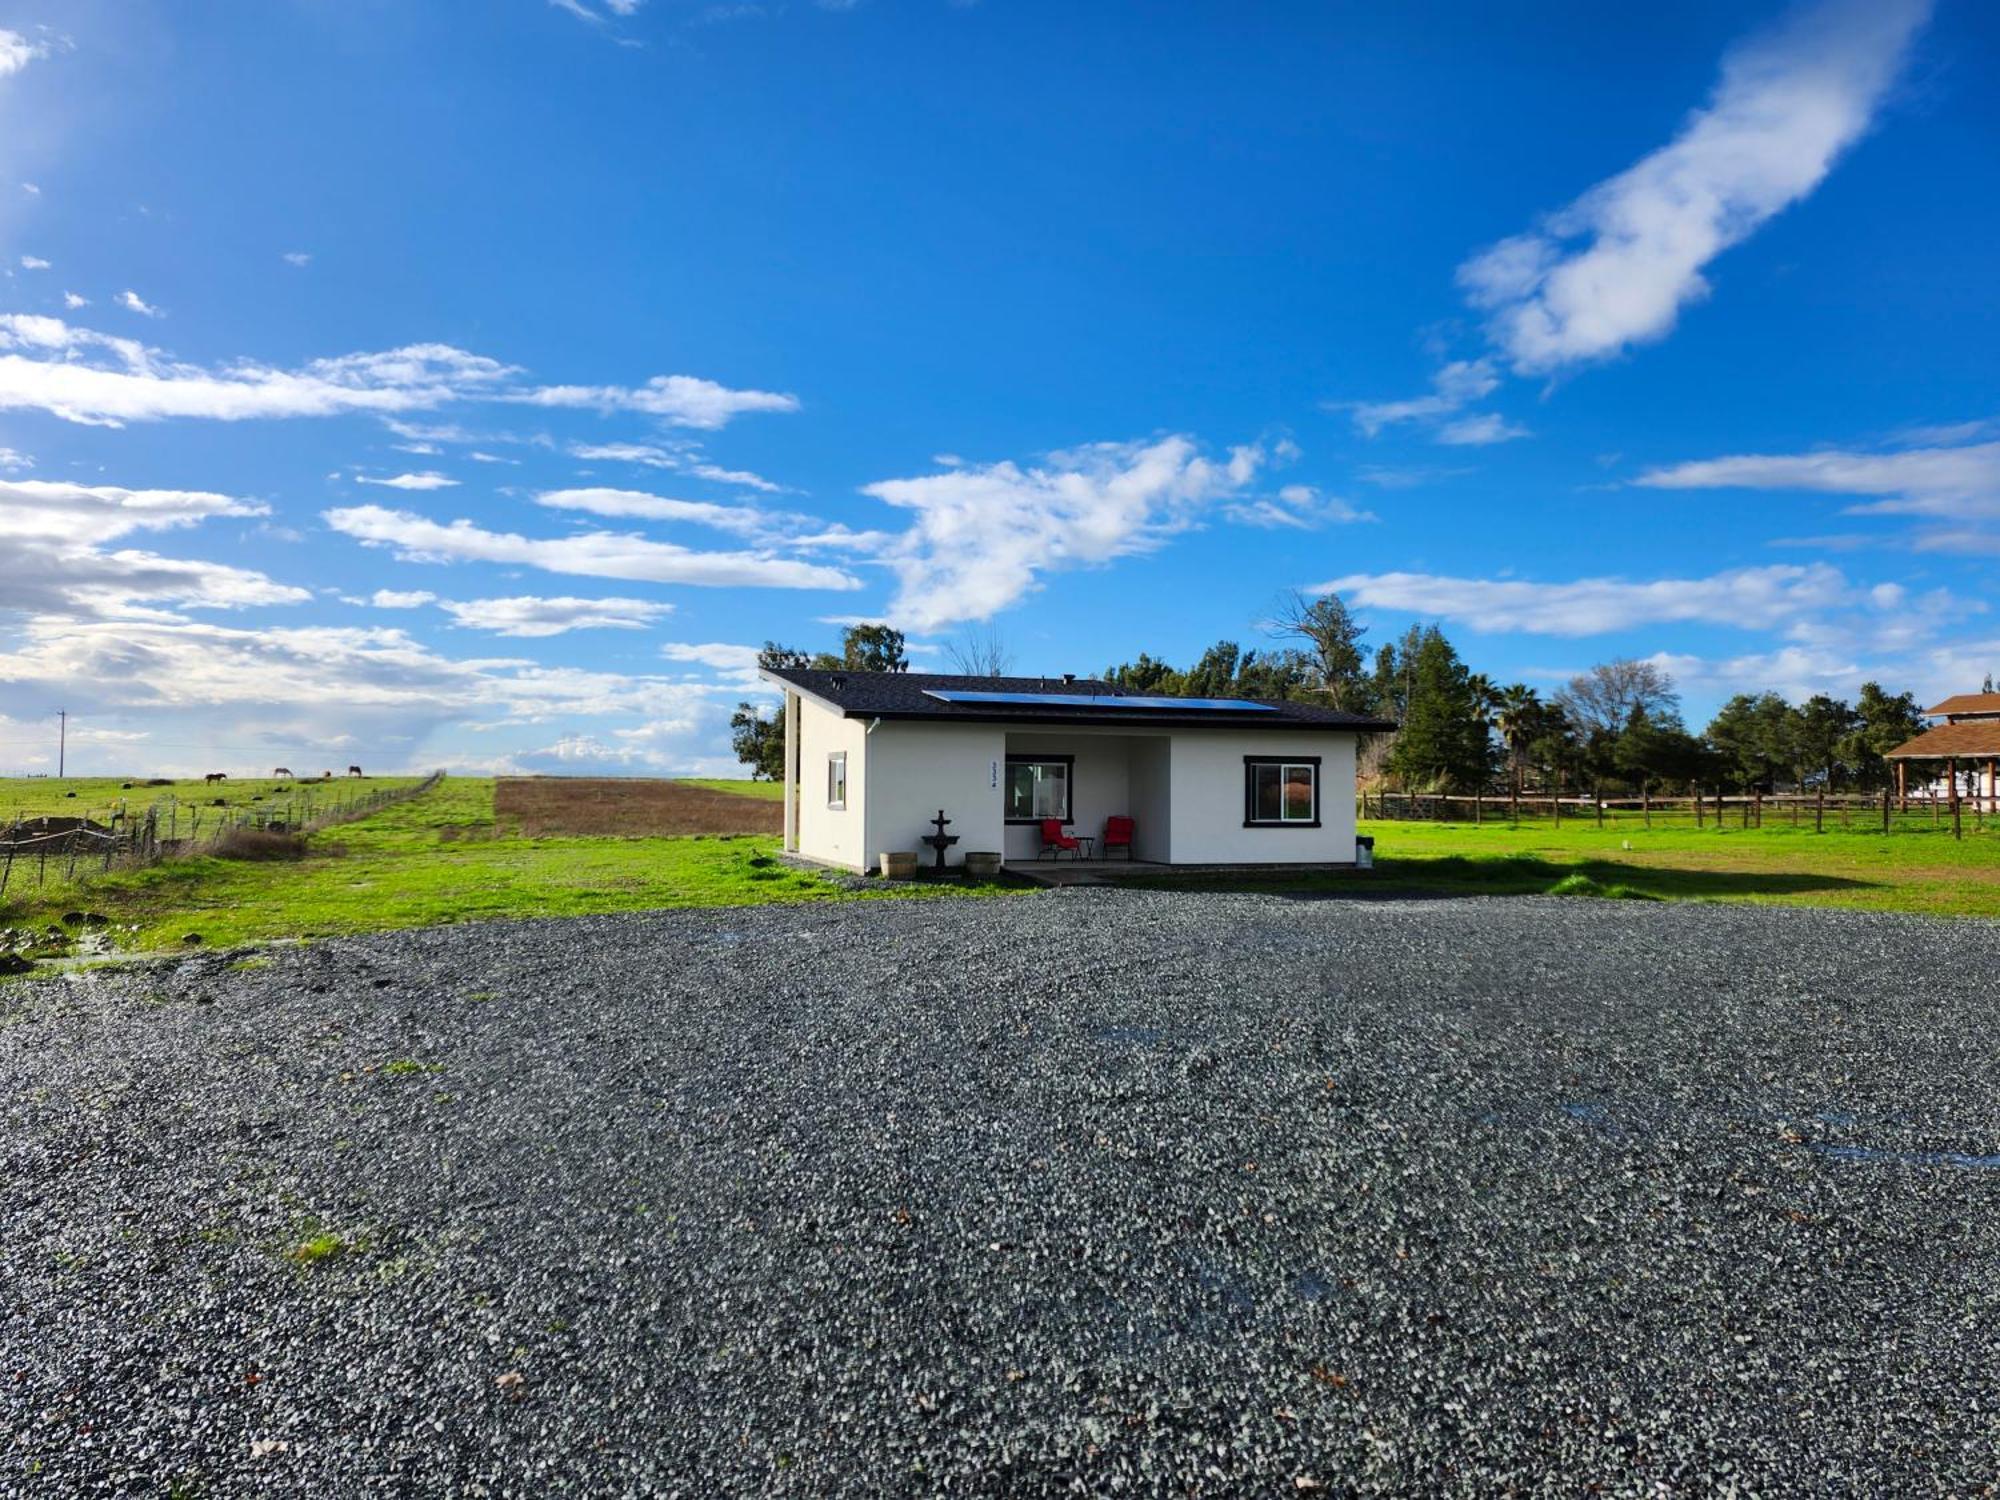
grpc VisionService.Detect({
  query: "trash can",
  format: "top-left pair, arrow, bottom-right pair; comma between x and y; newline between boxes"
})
1354,835 -> 1375,870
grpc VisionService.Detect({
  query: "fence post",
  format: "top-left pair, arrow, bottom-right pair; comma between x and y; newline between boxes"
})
1882,785 -> 1890,834
1595,788 -> 1604,829
1753,790 -> 1762,829
1642,784 -> 1651,829
1815,786 -> 1824,834
1951,757 -> 1962,841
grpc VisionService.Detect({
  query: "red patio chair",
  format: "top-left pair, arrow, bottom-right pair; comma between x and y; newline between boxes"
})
1039,818 -> 1081,860
1102,815 -> 1135,860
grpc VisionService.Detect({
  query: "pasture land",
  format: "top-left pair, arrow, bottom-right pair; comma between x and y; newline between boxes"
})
0,774 -> 423,831
494,776 -> 781,836
1,775 -> 1010,954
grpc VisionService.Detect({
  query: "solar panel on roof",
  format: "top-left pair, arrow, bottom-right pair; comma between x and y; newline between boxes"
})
922,689 -> 1275,713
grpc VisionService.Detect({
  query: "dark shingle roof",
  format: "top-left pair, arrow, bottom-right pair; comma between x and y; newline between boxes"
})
759,668 -> 1397,733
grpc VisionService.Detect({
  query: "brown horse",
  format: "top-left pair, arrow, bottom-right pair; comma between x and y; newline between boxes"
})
347,765 -> 364,777
273,767 -> 294,779
204,772 -> 227,784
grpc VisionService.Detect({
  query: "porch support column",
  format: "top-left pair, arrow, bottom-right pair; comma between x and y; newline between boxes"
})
1895,758 -> 1906,813
1985,758 -> 1997,815
783,689 -> 800,852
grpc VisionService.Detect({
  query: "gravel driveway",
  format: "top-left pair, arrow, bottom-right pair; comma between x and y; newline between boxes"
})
7,890 -> 2000,1495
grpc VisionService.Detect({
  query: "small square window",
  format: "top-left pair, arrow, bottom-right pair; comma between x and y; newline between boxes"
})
826,751 -> 847,810
1244,757 -> 1318,826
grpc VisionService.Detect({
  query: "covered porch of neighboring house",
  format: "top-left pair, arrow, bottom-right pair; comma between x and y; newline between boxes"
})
1002,730 -> 1171,865
1886,733 -> 2000,813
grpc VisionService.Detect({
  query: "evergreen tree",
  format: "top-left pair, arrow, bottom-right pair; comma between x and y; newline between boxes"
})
1385,626 -> 1492,791
1704,693 -> 1796,790
1841,681 -> 1925,788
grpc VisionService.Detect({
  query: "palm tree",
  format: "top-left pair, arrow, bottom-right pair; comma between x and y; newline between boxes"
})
1493,683 -> 1540,796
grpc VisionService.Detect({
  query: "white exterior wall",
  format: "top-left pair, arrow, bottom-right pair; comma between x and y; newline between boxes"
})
1165,729 -> 1358,864
1126,736 -> 1172,863
793,695 -> 870,872
862,721 -> 1007,869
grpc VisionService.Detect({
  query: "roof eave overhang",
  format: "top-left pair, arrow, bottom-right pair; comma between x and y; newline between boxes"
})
855,709 -> 1397,733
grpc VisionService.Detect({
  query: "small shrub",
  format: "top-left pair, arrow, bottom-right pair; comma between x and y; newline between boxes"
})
210,829 -> 309,862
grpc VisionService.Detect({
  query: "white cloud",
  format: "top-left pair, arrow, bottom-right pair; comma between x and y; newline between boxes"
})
568,440 -> 784,491
535,486 -> 769,537
0,316 -> 514,427
864,435 -> 1264,630
1316,563 -> 1862,636
62,291 -> 87,309
356,470 -> 460,491
323,503 -> 861,592
1458,0 -> 1931,373
521,374 -> 799,429
1223,484 -> 1376,530
18,255 -> 48,270
0,28 -> 45,77
0,480 -> 306,620
1435,412 -> 1530,447
368,589 -> 437,609
117,290 -> 163,318
1342,359 -> 1498,436
660,641 -> 762,679
1637,440 -> 2000,520
282,251 -> 312,267
439,595 -> 675,637
0,478 -> 267,544
0,446 -> 28,470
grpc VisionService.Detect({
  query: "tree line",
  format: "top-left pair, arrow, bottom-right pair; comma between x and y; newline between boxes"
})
731,600 -> 1939,795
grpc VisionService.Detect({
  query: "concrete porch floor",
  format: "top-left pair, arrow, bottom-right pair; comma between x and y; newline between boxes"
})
1007,858 -> 1170,887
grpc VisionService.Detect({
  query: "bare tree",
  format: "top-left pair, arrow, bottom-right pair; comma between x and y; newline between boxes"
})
1554,658 -> 1680,736
1268,590 -> 1369,710
942,624 -> 1014,678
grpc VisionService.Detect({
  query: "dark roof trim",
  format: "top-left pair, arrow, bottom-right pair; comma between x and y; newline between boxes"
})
760,666 -> 1396,733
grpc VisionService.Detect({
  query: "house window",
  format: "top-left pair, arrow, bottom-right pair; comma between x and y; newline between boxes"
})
826,751 -> 847,810
1005,755 -> 1073,824
1244,756 -> 1319,827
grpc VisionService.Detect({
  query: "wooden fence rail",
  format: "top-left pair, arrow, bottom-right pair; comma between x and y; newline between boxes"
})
1358,786 -> 1982,840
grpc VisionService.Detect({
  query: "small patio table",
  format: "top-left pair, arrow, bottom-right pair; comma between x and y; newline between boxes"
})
1073,835 -> 1095,860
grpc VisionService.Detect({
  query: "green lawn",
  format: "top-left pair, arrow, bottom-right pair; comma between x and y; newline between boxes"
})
679,777 -> 783,801
2,776 -> 1017,954
1136,814 -> 2000,919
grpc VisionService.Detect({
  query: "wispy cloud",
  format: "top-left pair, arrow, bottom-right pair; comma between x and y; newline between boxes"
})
438,594 -> 674,637
1315,562 -> 1867,636
282,251 -> 312,268
116,289 -> 163,318
520,374 -> 799,429
1341,358 -> 1498,437
1638,440 -> 2000,520
368,589 -> 436,608
568,440 -> 784,491
356,471 -> 460,491
1459,0 -> 1932,373
1222,484 -> 1376,530
1435,412 -> 1530,447
18,255 -> 48,270
535,486 -> 772,537
323,503 -> 861,592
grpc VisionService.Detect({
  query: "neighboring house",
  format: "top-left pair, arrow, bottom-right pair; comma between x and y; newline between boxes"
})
758,668 -> 1395,872
1886,691 -> 2000,810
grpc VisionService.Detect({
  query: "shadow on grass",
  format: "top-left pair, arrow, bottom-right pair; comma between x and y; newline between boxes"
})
1128,853 -> 1876,904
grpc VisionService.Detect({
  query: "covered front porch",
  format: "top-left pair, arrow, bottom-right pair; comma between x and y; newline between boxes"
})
1002,730 -> 1171,864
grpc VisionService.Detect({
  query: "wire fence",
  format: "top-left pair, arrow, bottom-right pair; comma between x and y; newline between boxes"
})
0,772 -> 444,900
1359,787 -> 1997,839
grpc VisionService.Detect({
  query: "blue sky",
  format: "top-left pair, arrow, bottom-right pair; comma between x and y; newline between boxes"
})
1,0 -> 1995,776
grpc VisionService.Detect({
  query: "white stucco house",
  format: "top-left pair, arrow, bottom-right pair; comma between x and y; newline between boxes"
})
760,667 -> 1395,872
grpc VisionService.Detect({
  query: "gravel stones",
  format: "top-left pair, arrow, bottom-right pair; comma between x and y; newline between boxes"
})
5,891 -> 2000,1493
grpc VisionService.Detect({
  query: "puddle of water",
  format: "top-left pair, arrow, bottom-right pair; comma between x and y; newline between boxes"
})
1813,1144 -> 2000,1171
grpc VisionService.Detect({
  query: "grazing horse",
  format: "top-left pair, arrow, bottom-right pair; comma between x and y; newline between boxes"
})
347,765 -> 364,777
204,772 -> 227,784
273,767 -> 294,779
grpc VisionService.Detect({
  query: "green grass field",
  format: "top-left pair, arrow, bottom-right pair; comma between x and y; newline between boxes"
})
678,777 -> 783,801
1,776 -> 1014,954
1262,814 -> 2000,919
0,774 -> 426,829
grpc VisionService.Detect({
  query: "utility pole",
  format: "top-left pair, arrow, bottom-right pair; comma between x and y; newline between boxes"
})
58,709 -> 66,779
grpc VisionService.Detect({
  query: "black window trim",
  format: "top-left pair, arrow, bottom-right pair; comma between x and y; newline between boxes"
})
1004,752 -> 1076,826
826,750 -> 848,811
1243,754 -> 1322,829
